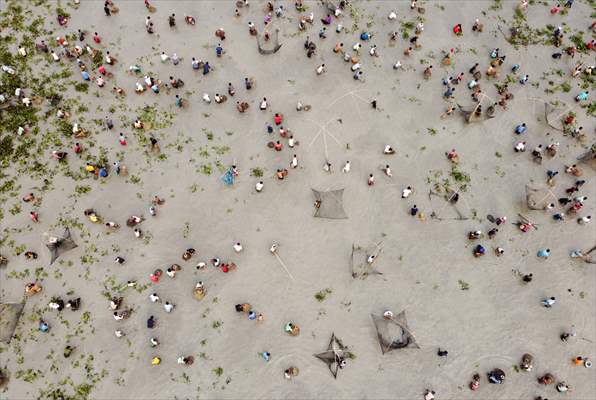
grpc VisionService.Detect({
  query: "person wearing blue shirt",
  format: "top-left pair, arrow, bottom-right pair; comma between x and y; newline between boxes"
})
575,91 -> 588,102
515,123 -> 526,134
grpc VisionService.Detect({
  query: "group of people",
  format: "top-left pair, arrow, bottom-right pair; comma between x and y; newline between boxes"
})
2,0 -> 594,397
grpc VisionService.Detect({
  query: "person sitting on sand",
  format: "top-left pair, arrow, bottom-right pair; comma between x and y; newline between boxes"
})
235,303 -> 251,313
285,322 -> 300,336
383,145 -> 395,154
194,281 -> 206,300
538,373 -> 555,385
284,367 -> 299,379
182,248 -> 195,260
126,215 -> 142,226
446,149 -> 459,163
473,244 -> 486,257
166,264 -> 181,278
468,230 -> 482,240
25,282 -> 42,296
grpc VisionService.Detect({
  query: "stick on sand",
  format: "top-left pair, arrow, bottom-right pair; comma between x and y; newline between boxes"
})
273,252 -> 295,282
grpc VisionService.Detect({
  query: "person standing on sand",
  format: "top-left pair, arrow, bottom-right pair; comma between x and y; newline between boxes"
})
541,297 -> 556,308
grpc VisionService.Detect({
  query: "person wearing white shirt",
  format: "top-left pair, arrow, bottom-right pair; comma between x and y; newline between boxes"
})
233,242 -> 243,253
402,186 -> 412,198
149,293 -> 160,303
163,302 -> 174,313
291,154 -> 298,168
384,165 -> 392,177
342,161 -> 350,173
255,181 -> 264,192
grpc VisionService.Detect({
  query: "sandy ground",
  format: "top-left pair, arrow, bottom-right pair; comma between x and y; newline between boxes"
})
0,0 -> 595,399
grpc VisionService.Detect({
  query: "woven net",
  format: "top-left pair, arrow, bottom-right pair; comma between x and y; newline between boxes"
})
313,189 -> 348,219
371,310 -> 419,355
525,185 -> 556,210
314,333 -> 348,379
44,228 -> 77,265
0,302 -> 25,344
350,243 -> 383,278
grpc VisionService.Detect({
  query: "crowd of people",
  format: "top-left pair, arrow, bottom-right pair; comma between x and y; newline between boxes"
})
1,0 -> 594,398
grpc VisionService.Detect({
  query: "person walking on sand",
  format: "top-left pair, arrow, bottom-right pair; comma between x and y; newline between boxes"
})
541,296 -> 556,308
537,248 -> 551,259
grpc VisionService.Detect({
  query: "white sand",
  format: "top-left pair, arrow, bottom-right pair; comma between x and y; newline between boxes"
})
0,0 -> 594,399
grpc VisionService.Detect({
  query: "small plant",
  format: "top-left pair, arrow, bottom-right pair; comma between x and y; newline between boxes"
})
213,367 -> 223,377
250,167 -> 264,177
315,288 -> 332,302
74,82 -> 89,93
200,164 -> 212,175
458,280 -> 470,290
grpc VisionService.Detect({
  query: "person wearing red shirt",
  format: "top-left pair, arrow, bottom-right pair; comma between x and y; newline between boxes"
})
274,113 -> 283,125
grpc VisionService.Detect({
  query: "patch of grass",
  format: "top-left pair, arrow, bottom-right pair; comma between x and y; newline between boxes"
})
74,185 -> 91,196
200,164 -> 212,175
74,82 -> 89,93
450,166 -> 471,191
315,288 -> 332,302
489,0 -> 502,10
213,367 -> 223,377
458,280 -> 470,290
560,81 -> 572,93
212,145 -> 230,155
250,167 -> 264,177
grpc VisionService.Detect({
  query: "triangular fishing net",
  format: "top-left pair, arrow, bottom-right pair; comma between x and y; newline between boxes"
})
428,188 -> 468,220
457,103 -> 481,123
44,228 -> 77,265
314,333 -> 348,379
371,311 -> 419,355
577,144 -> 596,171
0,302 -> 25,343
323,0 -> 338,12
525,185 -> 556,210
543,102 -> 570,131
350,243 -> 383,279
257,28 -> 282,55
312,189 -> 348,219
